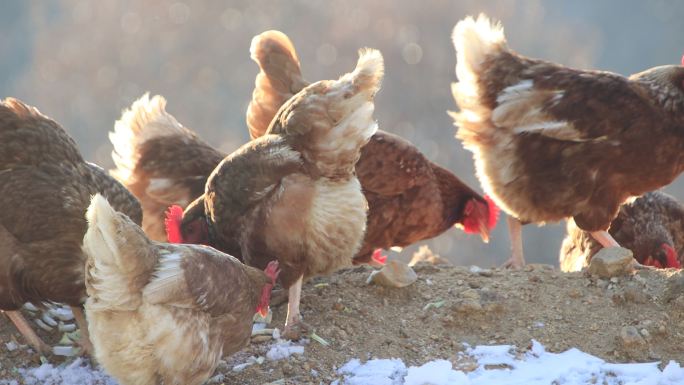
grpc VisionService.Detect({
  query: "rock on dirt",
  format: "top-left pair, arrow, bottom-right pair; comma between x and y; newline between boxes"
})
587,247 -> 634,278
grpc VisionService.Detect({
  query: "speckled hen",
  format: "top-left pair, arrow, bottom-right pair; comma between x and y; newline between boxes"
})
451,14 -> 684,268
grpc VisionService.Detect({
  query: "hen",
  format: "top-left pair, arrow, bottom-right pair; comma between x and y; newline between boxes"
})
0,98 -> 142,354
560,191 -> 684,271
168,49 -> 383,337
451,15 -> 684,268
247,30 -> 499,265
109,94 -> 226,242
83,195 -> 278,385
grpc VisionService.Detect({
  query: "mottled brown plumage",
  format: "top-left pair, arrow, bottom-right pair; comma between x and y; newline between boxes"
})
560,191 -> 684,271
0,98 -> 142,354
247,30 -> 498,265
83,195 -> 276,385
451,15 -> 684,268
110,93 -> 225,242
180,49 -> 384,336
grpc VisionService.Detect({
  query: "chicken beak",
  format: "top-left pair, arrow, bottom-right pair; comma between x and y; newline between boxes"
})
478,222 -> 490,243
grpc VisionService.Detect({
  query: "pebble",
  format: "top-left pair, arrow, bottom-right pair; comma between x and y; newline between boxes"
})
587,248 -> 634,278
619,326 -> 647,350
460,289 -> 481,300
664,271 -> 684,302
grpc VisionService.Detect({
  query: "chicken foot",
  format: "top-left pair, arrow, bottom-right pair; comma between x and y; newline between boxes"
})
501,216 -> 525,269
282,276 -> 311,340
4,310 -> 52,355
70,306 -> 94,356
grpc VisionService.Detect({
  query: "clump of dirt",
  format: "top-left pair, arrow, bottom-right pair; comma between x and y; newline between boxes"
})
2,253 -> 684,384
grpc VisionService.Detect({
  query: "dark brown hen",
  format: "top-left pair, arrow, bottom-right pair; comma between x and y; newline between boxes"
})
174,49 -> 384,337
0,98 -> 142,355
83,195 -> 278,385
247,30 -> 498,265
560,191 -> 684,271
451,15 -> 684,268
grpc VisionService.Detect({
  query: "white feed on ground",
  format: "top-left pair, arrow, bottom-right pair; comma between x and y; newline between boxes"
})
336,340 -> 684,385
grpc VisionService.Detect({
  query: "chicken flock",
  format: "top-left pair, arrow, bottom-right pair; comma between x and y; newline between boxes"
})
1,13 -> 684,385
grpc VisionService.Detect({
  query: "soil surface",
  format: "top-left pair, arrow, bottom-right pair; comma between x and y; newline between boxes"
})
2,249 -> 684,384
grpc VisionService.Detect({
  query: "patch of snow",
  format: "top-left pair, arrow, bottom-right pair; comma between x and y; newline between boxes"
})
404,360 -> 468,385
266,340 -> 306,361
337,340 -> 684,385
338,358 -> 406,385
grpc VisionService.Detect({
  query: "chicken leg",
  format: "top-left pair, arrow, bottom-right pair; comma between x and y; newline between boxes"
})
590,230 -> 620,248
501,216 -> 525,269
282,276 -> 310,340
70,306 -> 94,355
4,310 -> 51,355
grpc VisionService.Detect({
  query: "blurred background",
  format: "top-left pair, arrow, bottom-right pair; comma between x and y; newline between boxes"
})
2,0 -> 683,266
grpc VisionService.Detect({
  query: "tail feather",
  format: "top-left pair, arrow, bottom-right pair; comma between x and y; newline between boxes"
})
246,30 -> 308,139
83,194 -> 156,311
452,14 -> 506,87
450,14 -> 507,145
110,93 -> 221,241
110,93 -> 188,184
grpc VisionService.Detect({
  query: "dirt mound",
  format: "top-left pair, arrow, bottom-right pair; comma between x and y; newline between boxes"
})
2,256 -> 684,384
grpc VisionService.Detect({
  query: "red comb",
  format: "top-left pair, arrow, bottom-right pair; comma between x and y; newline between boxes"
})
264,260 -> 280,284
662,243 -> 681,269
371,249 -> 387,265
484,195 -> 500,230
165,205 -> 185,244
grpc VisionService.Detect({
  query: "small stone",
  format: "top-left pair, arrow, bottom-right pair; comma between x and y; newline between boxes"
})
587,247 -> 634,278
332,302 -> 344,311
567,288 -> 583,298
639,328 -> 650,339
619,326 -> 647,349
367,260 -> 417,288
460,289 -> 481,300
665,271 -> 684,302
452,299 -> 482,314
623,287 -> 648,304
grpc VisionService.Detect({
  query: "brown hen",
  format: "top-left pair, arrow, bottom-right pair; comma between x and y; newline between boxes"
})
451,15 -> 684,268
83,195 -> 278,385
247,30 -> 499,265
560,191 -> 684,271
0,98 -> 142,354
170,49 -> 384,337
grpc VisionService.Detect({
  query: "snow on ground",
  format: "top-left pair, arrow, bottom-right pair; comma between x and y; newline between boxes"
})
337,340 -> 684,385
0,358 -> 117,385
2,340 -> 683,385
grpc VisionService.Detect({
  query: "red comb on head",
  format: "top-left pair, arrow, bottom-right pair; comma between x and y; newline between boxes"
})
484,195 -> 500,230
264,260 -> 280,284
165,205 -> 185,244
662,243 -> 681,269
371,249 -> 387,265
